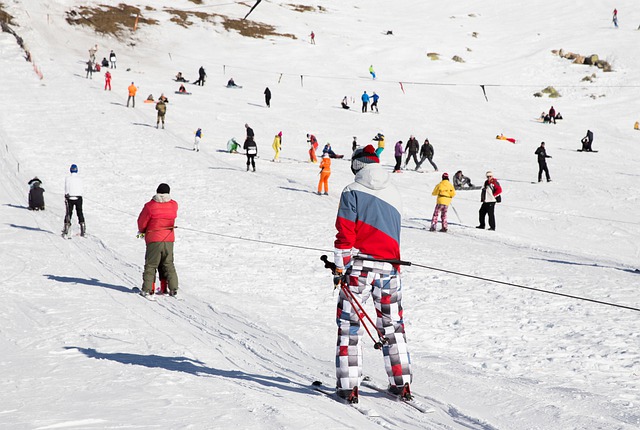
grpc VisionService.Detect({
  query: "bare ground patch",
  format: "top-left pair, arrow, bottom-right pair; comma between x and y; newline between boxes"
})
0,2 -> 17,26
65,4 -> 158,39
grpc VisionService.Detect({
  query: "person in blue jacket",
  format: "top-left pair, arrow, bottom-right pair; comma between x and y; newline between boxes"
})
370,92 -> 379,113
361,91 -> 370,113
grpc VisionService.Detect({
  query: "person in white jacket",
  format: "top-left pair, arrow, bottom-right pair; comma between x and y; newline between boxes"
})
63,164 -> 86,237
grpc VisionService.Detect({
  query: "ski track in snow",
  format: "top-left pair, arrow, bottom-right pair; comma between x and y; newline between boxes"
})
1,1 -> 640,429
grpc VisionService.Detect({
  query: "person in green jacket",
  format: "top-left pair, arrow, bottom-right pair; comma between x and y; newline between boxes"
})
430,173 -> 456,232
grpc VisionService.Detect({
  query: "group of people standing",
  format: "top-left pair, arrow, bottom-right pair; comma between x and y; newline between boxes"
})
392,137 -> 437,173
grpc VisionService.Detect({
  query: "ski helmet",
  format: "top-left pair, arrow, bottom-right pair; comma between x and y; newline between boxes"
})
70,164 -> 78,173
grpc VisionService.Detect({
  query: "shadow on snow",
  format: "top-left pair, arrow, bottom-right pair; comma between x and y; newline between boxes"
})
44,274 -> 132,293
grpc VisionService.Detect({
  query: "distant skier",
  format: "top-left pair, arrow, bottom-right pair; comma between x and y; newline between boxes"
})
341,96 -> 350,110
264,87 -> 271,107
393,140 -> 404,172
272,131 -> 282,162
477,171 -> 502,231
333,144 -> 412,403
194,66 -> 206,86
317,153 -> 331,195
104,70 -> 111,91
245,123 -> 255,141
100,57 -> 109,68
415,138 -> 438,171
227,137 -> 240,153
369,64 -> 376,79
28,177 -> 45,211
361,91 -> 370,113
155,95 -> 167,129
244,135 -> 258,172
322,142 -> 343,159
370,92 -> 379,113
88,44 -> 98,63
194,128 -> 202,152
307,133 -> 319,163
62,164 -> 86,237
310,31 -> 316,44
430,172 -> 456,232
613,8 -> 618,28
352,136 -> 358,152
137,183 -> 179,297
86,59 -> 94,79
403,135 -> 420,169
548,106 -> 556,124
580,130 -> 594,152
109,50 -> 116,69
127,82 -> 137,108
535,142 -> 552,182
227,78 -> 239,88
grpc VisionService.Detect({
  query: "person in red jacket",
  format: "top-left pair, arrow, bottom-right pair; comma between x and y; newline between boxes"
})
137,183 -> 179,297
104,71 -> 112,91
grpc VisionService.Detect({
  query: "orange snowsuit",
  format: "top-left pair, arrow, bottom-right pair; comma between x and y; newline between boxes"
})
318,157 -> 331,194
128,84 -> 137,96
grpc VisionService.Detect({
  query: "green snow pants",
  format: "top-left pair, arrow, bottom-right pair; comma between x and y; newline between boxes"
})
142,241 -> 178,293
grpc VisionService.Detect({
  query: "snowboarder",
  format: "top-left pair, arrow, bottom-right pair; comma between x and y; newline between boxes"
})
310,31 -> 315,44
227,137 -> 240,153
104,71 -> 112,91
430,173 -> 456,232
372,133 -> 385,157
227,78 -> 239,88
127,82 -> 137,108
361,91 -> 370,113
580,130 -> 594,152
63,164 -> 85,237
393,140 -> 404,172
28,177 -> 45,211
415,138 -> 438,171
317,153 -> 331,195
194,128 -> 202,152
244,136 -> 258,172
477,171 -> 502,231
535,142 -> 552,182
322,142 -> 343,159
307,133 -> 319,163
264,87 -> 271,107
137,183 -> 179,297
369,64 -> 376,79
155,95 -> 167,129
109,50 -> 116,69
100,57 -> 109,68
175,72 -> 186,82
453,170 -> 474,190
194,66 -> 206,86
341,96 -> 350,110
370,92 -> 379,113
403,135 -> 420,169
333,144 -> 412,401
272,131 -> 282,161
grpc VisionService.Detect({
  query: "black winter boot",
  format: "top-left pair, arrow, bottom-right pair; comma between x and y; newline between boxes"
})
80,223 -> 86,237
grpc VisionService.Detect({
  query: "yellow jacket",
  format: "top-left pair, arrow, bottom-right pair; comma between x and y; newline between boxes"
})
272,135 -> 281,150
432,180 -> 456,205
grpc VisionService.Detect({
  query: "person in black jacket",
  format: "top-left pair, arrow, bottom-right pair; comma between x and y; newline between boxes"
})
264,87 -> 271,107
194,66 -> 206,86
403,136 -> 420,169
415,139 -> 438,171
244,136 -> 257,172
535,142 -> 552,182
28,177 -> 45,210
580,130 -> 594,151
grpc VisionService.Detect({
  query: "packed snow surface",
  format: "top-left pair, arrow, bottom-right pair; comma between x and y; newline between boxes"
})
1,1 -> 639,429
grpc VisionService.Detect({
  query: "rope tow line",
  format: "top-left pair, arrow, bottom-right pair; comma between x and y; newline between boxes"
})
176,226 -> 640,313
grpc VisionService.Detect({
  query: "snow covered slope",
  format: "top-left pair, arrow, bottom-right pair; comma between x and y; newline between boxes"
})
1,1 -> 639,428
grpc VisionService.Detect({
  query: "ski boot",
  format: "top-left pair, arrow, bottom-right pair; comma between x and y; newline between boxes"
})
80,222 -> 86,237
337,386 -> 359,404
62,221 -> 71,237
388,383 -> 413,401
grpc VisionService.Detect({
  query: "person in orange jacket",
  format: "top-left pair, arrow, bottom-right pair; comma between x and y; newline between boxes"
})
127,82 -> 137,108
317,153 -> 331,195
